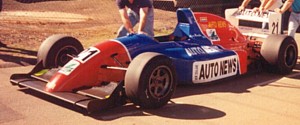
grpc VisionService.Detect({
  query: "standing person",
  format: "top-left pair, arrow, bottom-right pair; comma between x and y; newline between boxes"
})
255,0 -> 283,11
238,0 -> 285,34
0,0 -> 2,12
239,0 -> 283,11
275,0 -> 300,38
116,0 -> 154,38
239,0 -> 256,10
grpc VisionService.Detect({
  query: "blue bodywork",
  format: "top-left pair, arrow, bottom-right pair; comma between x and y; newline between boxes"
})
115,8 -> 239,84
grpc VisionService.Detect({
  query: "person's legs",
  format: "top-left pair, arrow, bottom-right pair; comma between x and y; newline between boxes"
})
143,8 -> 154,37
288,12 -> 300,38
116,10 -> 139,38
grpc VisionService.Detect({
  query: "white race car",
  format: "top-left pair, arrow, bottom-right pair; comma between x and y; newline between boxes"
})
225,8 -> 283,38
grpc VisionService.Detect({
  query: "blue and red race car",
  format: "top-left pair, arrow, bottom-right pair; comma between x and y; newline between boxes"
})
10,8 -> 298,113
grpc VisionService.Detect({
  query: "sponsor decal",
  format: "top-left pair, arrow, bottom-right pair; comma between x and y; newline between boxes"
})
189,33 -> 203,38
185,47 -> 206,56
199,17 -> 208,22
58,60 -> 80,76
192,55 -> 238,83
34,69 -> 49,76
185,46 -> 223,56
236,10 -> 269,18
202,46 -> 222,53
75,47 -> 100,63
206,29 -> 220,41
208,21 -> 227,28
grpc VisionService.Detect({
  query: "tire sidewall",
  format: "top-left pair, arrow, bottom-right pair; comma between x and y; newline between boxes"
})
137,56 -> 176,108
125,53 -> 177,109
277,38 -> 298,74
37,35 -> 83,68
261,35 -> 298,74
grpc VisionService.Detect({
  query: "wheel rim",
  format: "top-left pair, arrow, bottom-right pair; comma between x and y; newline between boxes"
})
284,44 -> 297,67
148,65 -> 173,99
55,45 -> 80,67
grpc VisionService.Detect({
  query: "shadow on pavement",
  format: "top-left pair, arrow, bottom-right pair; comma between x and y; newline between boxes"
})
0,53 -> 36,67
91,102 -> 226,120
0,44 -> 37,67
15,0 -> 70,3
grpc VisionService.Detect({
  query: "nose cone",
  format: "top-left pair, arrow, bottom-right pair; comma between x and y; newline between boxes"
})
45,40 -> 131,92
45,59 -> 99,92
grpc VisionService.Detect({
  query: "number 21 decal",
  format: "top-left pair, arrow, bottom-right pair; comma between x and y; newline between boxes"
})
272,21 -> 279,34
75,47 -> 100,63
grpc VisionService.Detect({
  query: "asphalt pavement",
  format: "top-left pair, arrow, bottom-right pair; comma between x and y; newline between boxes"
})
1,32 -> 300,125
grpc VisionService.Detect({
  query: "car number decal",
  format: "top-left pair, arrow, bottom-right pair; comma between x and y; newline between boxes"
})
225,8 -> 283,36
192,55 -> 239,83
58,60 -> 80,76
75,47 -> 100,63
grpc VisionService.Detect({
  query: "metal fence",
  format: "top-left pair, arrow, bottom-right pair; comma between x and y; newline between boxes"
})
153,0 -> 260,17
1,0 -> 262,21
0,0 -> 263,33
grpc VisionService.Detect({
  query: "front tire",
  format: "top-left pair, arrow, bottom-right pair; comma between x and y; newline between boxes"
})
125,52 -> 177,109
37,34 -> 84,68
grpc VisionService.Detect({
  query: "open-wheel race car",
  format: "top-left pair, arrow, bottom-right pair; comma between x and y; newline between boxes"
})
10,8 -> 298,113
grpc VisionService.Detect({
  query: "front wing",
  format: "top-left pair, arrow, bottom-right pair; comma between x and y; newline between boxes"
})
10,62 -> 125,113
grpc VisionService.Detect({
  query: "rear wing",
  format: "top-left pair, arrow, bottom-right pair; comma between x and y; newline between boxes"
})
225,8 -> 282,38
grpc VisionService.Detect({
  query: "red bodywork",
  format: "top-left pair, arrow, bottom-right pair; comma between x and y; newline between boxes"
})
46,40 -> 131,92
194,12 -> 261,75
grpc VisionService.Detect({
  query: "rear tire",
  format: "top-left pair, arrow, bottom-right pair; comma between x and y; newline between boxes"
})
261,35 -> 298,74
125,52 -> 177,109
37,34 -> 84,68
